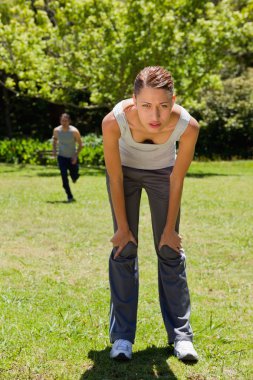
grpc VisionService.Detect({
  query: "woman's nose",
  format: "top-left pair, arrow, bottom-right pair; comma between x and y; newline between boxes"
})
152,107 -> 160,120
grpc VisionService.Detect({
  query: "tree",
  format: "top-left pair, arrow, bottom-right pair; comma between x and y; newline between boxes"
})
0,0 -> 252,107
196,68 -> 253,158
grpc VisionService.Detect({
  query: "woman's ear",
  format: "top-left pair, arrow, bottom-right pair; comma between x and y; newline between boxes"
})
133,94 -> 137,106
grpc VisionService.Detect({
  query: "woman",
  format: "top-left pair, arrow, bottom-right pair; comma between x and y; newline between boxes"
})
102,66 -> 199,362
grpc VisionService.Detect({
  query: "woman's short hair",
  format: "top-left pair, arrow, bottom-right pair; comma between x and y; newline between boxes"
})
134,66 -> 174,96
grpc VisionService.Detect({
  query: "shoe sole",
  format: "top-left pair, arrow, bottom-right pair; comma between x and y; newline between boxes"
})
175,352 -> 198,362
73,176 -> 79,183
110,352 -> 132,361
113,353 -> 131,361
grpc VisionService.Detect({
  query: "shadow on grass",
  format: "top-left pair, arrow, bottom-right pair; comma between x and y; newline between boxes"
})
186,172 -> 230,178
0,164 -> 105,176
80,346 -> 179,380
46,200 -> 76,204
37,166 -> 105,177
0,164 -> 237,178
38,170 -> 232,178
0,164 -> 235,178
36,171 -> 59,177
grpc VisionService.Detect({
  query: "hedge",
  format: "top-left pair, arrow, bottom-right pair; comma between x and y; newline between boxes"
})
0,134 -> 104,166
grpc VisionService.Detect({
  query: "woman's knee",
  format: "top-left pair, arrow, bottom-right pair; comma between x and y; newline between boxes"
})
112,241 -> 138,260
158,245 -> 185,266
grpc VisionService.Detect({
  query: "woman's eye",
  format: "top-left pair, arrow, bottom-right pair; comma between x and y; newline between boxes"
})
161,104 -> 168,108
142,104 -> 150,108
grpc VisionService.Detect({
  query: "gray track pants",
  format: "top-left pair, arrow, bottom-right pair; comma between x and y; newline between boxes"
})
106,166 -> 193,345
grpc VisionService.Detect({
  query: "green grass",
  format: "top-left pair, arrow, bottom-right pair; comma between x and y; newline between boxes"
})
0,161 -> 252,380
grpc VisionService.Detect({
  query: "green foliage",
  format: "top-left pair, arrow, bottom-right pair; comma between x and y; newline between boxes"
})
0,134 -> 105,165
79,133 -> 104,166
0,0 -> 252,105
0,138 -> 51,164
0,0 -> 252,158
195,68 -> 253,158
0,0 -> 122,104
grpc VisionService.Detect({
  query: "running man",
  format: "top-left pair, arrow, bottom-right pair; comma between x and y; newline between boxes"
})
53,113 -> 83,202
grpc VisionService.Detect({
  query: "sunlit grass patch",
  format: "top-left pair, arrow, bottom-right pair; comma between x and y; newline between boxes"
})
0,161 -> 252,379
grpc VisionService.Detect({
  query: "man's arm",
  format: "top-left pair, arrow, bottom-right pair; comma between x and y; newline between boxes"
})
52,128 -> 58,158
72,129 -> 83,163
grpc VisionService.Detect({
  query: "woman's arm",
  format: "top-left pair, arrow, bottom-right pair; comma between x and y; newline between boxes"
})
159,117 -> 200,252
102,112 -> 137,257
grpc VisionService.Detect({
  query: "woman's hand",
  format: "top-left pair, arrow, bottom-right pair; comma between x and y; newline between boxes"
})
111,229 -> 137,258
159,230 -> 182,253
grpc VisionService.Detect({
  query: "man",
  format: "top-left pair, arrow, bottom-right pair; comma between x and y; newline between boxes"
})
53,113 -> 83,202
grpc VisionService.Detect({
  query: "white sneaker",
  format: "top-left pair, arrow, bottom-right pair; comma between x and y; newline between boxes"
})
174,341 -> 199,362
110,339 -> 132,360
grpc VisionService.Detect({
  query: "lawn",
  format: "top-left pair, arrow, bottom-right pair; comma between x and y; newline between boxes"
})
0,161 -> 252,380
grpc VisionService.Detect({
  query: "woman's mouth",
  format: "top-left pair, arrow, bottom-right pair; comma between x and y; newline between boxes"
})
149,122 -> 161,129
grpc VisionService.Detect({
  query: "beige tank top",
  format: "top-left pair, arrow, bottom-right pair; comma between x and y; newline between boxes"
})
113,100 -> 191,170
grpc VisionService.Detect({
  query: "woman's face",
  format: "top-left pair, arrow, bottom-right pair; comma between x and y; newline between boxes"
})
134,86 -> 175,133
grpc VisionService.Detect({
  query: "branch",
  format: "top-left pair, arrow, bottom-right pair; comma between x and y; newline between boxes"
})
43,0 -> 57,27
0,80 -> 19,95
0,80 -> 110,109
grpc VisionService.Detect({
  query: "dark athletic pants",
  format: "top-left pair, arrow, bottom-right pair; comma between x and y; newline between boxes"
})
57,155 -> 79,199
107,166 -> 193,345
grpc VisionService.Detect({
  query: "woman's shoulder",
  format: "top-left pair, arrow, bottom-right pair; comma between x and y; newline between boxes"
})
122,98 -> 135,110
103,98 -> 134,128
171,104 -> 196,126
102,110 -> 116,126
112,98 -> 135,116
174,104 -> 199,138
102,110 -> 121,138
120,98 -> 138,127
166,103 -> 183,128
172,103 -> 185,117
122,98 -> 136,116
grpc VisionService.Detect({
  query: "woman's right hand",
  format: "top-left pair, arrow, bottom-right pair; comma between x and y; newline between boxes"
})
110,229 -> 137,258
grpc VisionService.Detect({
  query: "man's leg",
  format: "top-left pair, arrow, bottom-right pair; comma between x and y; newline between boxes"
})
144,167 -> 193,344
58,156 -> 73,200
69,160 -> 79,183
107,167 -> 142,344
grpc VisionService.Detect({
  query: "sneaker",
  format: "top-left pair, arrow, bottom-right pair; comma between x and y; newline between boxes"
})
72,174 -> 80,183
110,339 -> 132,360
67,197 -> 76,203
174,341 -> 199,362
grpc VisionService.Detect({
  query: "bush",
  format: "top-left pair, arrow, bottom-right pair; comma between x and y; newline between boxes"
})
79,134 -> 104,166
193,69 -> 253,159
0,138 -> 51,165
0,134 -> 105,166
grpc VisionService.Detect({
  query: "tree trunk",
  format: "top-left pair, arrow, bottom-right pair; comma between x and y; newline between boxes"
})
2,86 -> 12,138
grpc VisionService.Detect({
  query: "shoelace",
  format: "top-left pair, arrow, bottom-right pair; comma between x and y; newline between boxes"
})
176,341 -> 195,352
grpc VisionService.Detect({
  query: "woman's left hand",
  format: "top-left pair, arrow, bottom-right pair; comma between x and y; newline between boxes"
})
159,230 -> 182,253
